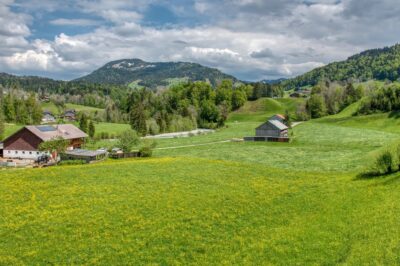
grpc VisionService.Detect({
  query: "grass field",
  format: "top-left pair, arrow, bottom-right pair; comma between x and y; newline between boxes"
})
2,97 -> 400,264
41,102 -> 104,115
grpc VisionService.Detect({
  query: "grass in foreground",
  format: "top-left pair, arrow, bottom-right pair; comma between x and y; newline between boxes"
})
1,158 -> 400,265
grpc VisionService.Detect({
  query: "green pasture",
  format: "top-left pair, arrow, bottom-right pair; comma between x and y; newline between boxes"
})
2,97 -> 400,264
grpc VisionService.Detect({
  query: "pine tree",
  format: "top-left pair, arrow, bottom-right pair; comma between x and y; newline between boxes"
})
88,120 -> 95,138
3,93 -> 15,123
79,113 -> 88,133
130,103 -> 147,136
0,102 -> 4,140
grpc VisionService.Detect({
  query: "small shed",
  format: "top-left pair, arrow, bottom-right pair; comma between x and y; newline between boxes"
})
255,120 -> 288,138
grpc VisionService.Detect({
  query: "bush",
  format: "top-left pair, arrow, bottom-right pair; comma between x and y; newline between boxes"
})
375,151 -> 394,174
58,160 -> 86,166
139,147 -> 152,157
361,150 -> 395,178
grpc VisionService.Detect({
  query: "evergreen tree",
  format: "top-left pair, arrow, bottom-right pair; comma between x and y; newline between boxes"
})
88,120 -> 95,138
0,102 -> 4,140
130,103 -> 147,136
79,113 -> 88,133
3,93 -> 15,123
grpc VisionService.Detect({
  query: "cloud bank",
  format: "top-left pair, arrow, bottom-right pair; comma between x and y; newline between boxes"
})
1,0 -> 400,81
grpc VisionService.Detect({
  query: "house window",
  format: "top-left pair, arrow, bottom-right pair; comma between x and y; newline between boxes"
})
8,151 -> 10,154
29,152 -> 32,155
15,151 -> 18,154
37,152 -> 40,155
22,151 -> 25,154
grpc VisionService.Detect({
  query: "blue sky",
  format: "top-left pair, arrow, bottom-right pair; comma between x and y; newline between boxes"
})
1,0 -> 400,81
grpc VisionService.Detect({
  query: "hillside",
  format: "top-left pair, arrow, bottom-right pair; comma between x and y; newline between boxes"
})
284,43 -> 400,89
3,107 -> 400,264
74,59 -> 237,89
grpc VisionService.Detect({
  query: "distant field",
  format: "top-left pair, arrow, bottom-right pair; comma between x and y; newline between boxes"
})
228,97 -> 305,122
41,102 -> 104,114
3,124 -> 22,139
93,122 -> 130,137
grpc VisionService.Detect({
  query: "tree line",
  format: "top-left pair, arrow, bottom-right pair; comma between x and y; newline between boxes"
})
296,81 -> 364,120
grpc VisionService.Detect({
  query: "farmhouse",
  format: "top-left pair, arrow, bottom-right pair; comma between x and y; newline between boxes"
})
63,109 -> 76,121
2,124 -> 87,160
42,111 -> 56,124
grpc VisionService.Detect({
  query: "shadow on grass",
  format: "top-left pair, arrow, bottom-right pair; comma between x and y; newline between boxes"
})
355,171 -> 400,185
388,111 -> 400,119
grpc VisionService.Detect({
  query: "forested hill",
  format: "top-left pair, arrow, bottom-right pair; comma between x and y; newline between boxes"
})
74,59 -> 237,89
283,43 -> 400,89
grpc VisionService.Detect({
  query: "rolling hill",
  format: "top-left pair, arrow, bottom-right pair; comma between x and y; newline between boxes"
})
283,43 -> 400,89
74,59 -> 237,89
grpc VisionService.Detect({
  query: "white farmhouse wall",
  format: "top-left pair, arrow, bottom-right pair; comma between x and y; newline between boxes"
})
3,150 -> 50,160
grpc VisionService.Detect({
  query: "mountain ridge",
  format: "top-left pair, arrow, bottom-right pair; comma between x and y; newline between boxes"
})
283,43 -> 400,89
74,58 -> 238,89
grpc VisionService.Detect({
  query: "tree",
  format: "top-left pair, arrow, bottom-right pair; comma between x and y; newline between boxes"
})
38,137 -> 69,161
0,102 -> 4,140
79,113 -> 88,133
306,94 -> 327,118
231,89 -> 247,110
88,120 -> 95,138
117,129 -> 139,152
130,103 -> 147,136
26,94 -> 42,124
3,93 -> 15,122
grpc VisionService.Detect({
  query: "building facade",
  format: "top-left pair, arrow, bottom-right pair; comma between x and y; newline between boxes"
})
2,125 -> 87,160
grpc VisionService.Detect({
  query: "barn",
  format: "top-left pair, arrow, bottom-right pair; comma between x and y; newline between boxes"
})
255,120 -> 288,138
244,114 -> 290,142
269,114 -> 286,124
2,124 -> 87,160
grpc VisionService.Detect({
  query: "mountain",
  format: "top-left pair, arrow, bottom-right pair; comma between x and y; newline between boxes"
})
283,43 -> 400,89
261,78 -> 287,85
0,72 -> 65,92
74,59 -> 237,89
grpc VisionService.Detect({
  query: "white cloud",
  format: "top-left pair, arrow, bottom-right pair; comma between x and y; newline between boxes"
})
1,0 -> 400,81
50,18 -> 101,26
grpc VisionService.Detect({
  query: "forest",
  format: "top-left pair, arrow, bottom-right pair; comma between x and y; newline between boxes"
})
283,44 -> 400,89
0,79 -> 284,139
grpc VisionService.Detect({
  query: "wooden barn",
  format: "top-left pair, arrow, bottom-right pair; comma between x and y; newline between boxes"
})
255,120 -> 288,138
244,115 -> 289,142
2,124 -> 87,160
270,114 -> 286,124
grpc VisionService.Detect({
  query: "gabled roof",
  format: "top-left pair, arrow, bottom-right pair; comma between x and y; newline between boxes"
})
271,114 -> 286,120
268,119 -> 288,130
24,124 -> 88,141
256,119 -> 288,131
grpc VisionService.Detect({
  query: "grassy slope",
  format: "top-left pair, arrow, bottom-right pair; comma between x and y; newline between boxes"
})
1,158 -> 399,265
228,97 -> 305,122
2,98 -> 400,264
41,102 -> 104,115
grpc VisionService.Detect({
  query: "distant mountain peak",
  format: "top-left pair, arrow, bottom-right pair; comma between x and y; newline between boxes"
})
75,58 -> 237,89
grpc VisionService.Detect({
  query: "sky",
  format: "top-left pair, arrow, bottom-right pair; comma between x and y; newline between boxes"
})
1,0 -> 400,81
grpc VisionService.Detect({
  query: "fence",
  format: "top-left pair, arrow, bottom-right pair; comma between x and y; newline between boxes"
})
243,136 -> 290,142
109,152 -> 140,159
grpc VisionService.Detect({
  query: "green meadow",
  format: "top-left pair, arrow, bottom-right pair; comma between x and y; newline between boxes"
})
1,98 -> 400,264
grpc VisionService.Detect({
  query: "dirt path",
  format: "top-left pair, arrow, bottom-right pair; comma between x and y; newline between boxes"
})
155,140 -> 231,150
292,122 -> 304,127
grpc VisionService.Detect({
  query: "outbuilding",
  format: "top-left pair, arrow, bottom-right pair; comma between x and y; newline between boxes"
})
2,124 -> 87,160
255,120 -> 288,138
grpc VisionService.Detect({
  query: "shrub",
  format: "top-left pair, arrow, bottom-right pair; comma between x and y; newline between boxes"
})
139,147 -> 152,157
375,151 -> 394,174
58,160 -> 86,166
